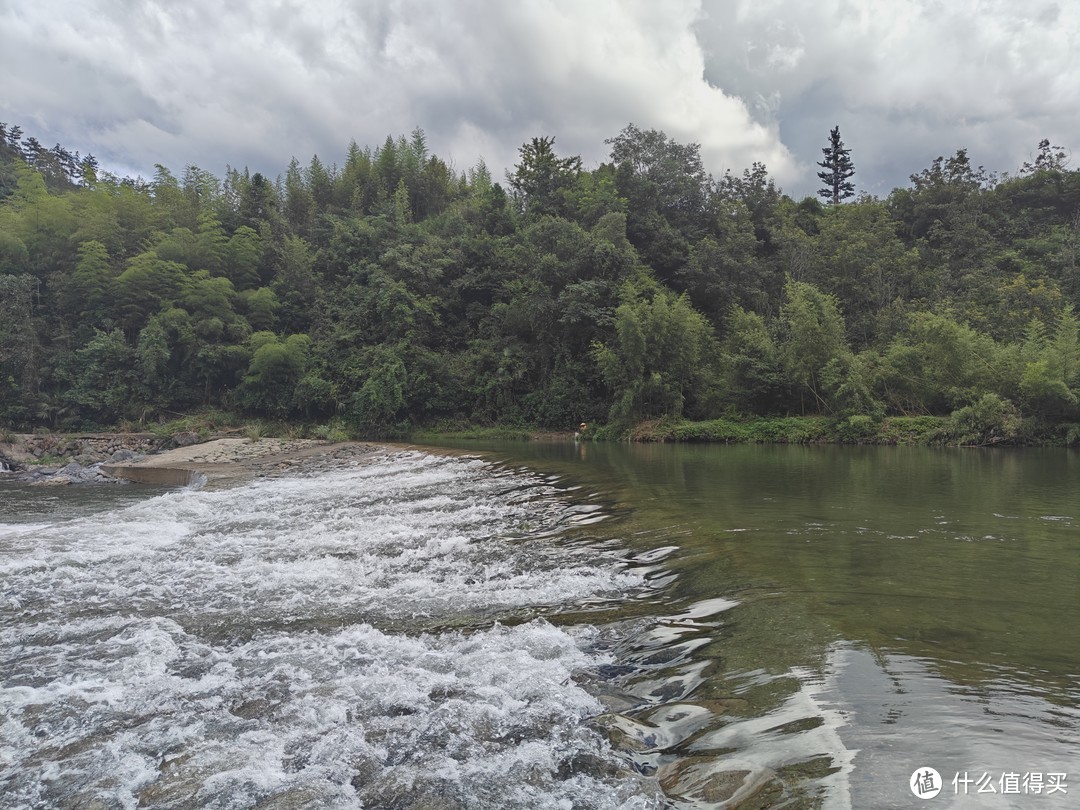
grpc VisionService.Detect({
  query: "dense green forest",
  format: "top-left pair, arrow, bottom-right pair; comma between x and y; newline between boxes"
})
2,121 -> 1080,442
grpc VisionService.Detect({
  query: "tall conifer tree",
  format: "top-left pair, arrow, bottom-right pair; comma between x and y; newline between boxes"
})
817,126 -> 855,205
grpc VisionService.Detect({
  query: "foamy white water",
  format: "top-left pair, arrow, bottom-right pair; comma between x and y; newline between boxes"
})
0,451 -> 663,809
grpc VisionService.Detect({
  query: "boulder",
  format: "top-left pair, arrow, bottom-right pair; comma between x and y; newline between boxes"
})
31,474 -> 75,487
172,431 -> 200,447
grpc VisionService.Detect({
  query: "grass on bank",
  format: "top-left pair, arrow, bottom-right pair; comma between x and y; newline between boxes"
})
12,400 -> 1080,448
592,415 -> 949,444
593,411 -> 1080,446
114,411 -> 356,444
410,423 -> 538,442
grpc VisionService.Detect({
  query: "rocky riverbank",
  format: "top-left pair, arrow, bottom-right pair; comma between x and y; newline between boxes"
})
102,437 -> 383,487
0,433 -> 165,486
0,433 -> 384,488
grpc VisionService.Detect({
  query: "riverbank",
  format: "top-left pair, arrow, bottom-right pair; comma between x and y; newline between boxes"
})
0,432 -> 386,488
592,415 -> 945,444
101,438 -> 386,487
5,404 -> 1078,473
591,412 -> 1080,446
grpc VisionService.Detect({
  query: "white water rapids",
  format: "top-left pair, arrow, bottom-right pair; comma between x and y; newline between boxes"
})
0,451 -> 664,809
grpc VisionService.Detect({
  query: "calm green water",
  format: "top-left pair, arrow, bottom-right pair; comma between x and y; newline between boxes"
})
427,441 -> 1080,808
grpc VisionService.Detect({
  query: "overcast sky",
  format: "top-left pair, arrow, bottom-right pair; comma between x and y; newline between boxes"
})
2,0 -> 1077,200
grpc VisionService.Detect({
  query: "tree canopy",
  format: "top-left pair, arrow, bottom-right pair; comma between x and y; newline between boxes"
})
3,120 -> 1080,442
817,126 -> 855,205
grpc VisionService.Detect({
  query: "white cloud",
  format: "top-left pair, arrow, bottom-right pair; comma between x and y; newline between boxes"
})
697,0 -> 1080,194
2,0 -> 1079,197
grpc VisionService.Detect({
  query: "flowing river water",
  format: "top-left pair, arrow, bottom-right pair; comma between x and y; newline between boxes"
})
1,443 -> 1078,808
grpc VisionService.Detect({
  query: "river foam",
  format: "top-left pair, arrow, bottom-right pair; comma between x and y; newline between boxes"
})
0,450 -> 662,809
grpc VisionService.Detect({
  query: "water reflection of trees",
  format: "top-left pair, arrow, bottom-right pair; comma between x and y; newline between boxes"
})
474,441 -> 1080,702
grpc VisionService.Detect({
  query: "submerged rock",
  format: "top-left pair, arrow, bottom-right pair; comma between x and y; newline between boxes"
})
31,474 -> 75,487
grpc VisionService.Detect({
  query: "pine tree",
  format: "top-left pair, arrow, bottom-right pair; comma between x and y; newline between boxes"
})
817,126 -> 855,205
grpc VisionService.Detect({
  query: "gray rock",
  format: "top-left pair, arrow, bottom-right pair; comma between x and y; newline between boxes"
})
172,431 -> 200,447
110,448 -> 137,462
31,474 -> 75,487
49,461 -> 116,483
91,472 -> 123,484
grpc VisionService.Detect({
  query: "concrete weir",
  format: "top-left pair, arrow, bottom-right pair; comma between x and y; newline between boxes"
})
101,464 -> 205,487
96,438 -> 357,489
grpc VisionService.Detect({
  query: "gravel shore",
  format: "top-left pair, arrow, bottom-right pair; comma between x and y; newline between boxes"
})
102,438 -> 386,487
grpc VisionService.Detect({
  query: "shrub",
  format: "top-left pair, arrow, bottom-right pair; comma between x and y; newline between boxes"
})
949,394 -> 1022,445
835,414 -> 879,443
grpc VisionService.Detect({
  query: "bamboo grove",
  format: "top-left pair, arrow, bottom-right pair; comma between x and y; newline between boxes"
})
2,123 -> 1080,441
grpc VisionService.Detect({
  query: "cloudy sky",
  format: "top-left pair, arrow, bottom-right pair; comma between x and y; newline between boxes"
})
2,0 -> 1077,199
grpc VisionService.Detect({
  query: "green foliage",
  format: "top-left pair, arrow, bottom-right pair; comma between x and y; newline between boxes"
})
834,414 -> 880,443
0,229 -> 29,274
272,235 -> 316,332
64,240 -> 114,328
226,225 -> 264,289
240,287 -> 279,331
145,409 -> 244,439
806,201 -> 921,345
720,306 -> 786,414
675,212 -> 763,325
135,317 -> 172,405
600,414 -> 960,445
3,120 -> 1080,444
622,416 -> 834,443
309,418 -> 351,442
817,126 -> 855,205
0,274 -> 39,424
878,311 -> 1003,413
239,332 -> 311,417
607,125 -> 711,278
65,329 -> 138,422
1063,423 -> 1080,446
592,273 -> 720,422
948,393 -> 1022,445
344,344 -> 408,429
509,136 -> 582,218
411,424 -> 535,441
778,279 -> 849,412
115,252 -> 186,332
1018,357 -> 1074,413
877,416 -> 950,445
822,351 -> 885,419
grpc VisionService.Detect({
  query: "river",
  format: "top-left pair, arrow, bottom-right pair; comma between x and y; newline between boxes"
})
1,444 -> 1078,808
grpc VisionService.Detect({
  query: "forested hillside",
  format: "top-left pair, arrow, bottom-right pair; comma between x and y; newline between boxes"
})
2,122 -> 1080,441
